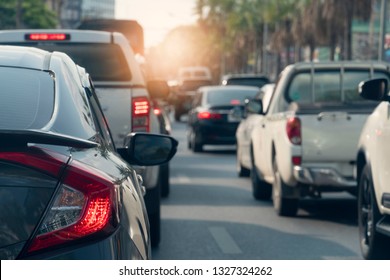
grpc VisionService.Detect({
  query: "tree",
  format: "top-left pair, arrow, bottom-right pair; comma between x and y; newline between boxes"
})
0,0 -> 58,29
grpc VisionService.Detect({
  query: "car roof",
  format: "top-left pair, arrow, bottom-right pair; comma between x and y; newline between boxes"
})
285,61 -> 390,71
0,45 -> 51,70
199,85 -> 260,92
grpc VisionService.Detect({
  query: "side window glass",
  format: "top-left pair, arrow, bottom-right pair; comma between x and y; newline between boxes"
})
86,86 -> 116,151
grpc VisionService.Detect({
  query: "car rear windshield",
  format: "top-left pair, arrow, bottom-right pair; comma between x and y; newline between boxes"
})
207,88 -> 259,105
13,43 -> 132,82
0,67 -> 54,129
226,77 -> 270,88
286,69 -> 390,110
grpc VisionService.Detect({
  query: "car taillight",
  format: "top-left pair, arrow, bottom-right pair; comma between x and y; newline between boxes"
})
25,33 -> 70,41
26,159 -> 118,254
197,111 -> 222,120
292,156 -> 302,165
132,97 -> 150,132
153,108 -> 162,116
286,117 -> 301,145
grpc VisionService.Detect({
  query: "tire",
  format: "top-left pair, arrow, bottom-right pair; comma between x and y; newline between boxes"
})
174,111 -> 181,122
190,130 -> 203,152
250,148 -> 272,199
358,165 -> 390,259
160,163 -> 170,198
236,147 -> 250,177
272,159 -> 299,217
144,186 -> 161,248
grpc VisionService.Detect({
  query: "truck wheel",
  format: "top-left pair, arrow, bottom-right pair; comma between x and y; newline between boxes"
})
358,165 -> 390,259
160,163 -> 170,198
236,147 -> 250,177
272,160 -> 299,216
250,149 -> 271,199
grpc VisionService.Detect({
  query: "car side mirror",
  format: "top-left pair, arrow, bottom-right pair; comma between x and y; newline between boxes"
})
147,79 -> 170,100
359,78 -> 390,102
117,133 -> 178,166
245,99 -> 263,115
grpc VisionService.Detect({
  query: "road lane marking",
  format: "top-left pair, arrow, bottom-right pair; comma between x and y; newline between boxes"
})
209,226 -> 242,254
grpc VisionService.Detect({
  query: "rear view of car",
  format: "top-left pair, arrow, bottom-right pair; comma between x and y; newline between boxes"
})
187,85 -> 259,152
0,46 -> 178,259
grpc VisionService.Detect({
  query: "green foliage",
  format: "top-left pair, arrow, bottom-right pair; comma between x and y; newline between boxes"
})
0,0 -> 58,29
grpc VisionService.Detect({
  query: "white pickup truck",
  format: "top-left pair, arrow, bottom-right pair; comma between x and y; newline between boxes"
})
250,61 -> 390,216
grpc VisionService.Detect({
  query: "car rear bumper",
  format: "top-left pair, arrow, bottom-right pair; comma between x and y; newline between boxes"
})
293,166 -> 356,188
197,123 -> 238,145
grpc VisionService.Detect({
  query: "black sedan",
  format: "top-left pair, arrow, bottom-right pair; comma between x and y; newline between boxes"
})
0,46 -> 177,260
187,85 -> 260,152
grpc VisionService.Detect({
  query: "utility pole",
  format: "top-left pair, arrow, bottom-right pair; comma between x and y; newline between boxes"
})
379,0 -> 388,61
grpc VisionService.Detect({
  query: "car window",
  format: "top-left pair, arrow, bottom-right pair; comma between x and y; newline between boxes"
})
206,88 -> 259,105
86,86 -> 116,151
13,43 -> 132,82
226,77 -> 270,88
287,69 -> 390,106
0,67 -> 54,130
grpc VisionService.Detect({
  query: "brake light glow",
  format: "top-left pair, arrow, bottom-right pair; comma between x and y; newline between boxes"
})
27,159 -> 117,253
132,97 -> 150,132
230,99 -> 241,105
286,117 -> 302,145
197,111 -> 222,120
153,108 -> 162,115
292,156 -> 302,165
25,33 -> 70,41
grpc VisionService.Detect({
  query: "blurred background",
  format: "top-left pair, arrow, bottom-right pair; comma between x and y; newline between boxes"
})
1,0 -> 390,83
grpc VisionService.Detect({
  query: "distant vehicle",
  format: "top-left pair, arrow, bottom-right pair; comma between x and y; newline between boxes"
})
77,20 -> 173,198
0,29 -> 170,247
236,83 -> 275,178
250,61 -> 390,217
0,45 -> 177,260
221,73 -> 270,88
187,85 -> 259,152
172,66 -> 213,121
356,78 -> 390,259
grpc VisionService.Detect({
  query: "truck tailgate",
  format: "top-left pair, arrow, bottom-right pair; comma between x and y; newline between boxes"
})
300,112 -> 368,162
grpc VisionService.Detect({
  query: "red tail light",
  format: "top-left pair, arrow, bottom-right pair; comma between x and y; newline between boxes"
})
28,161 -> 117,252
132,97 -> 150,132
197,111 -> 222,120
0,148 -> 118,255
286,117 -> 302,145
153,108 -> 162,116
27,160 -> 118,253
292,156 -> 302,165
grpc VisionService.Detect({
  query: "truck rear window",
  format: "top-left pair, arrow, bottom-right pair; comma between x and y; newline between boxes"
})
287,69 -> 389,106
0,67 -> 54,129
13,43 -> 132,82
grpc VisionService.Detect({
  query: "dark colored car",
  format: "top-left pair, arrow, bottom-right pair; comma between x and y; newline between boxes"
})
221,74 -> 270,88
172,79 -> 213,121
0,46 -> 177,260
187,85 -> 260,152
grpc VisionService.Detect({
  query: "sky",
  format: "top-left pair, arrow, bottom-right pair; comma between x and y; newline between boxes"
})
115,0 -> 198,48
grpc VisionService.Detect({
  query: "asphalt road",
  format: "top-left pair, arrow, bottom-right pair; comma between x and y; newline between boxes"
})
152,120 -> 362,260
